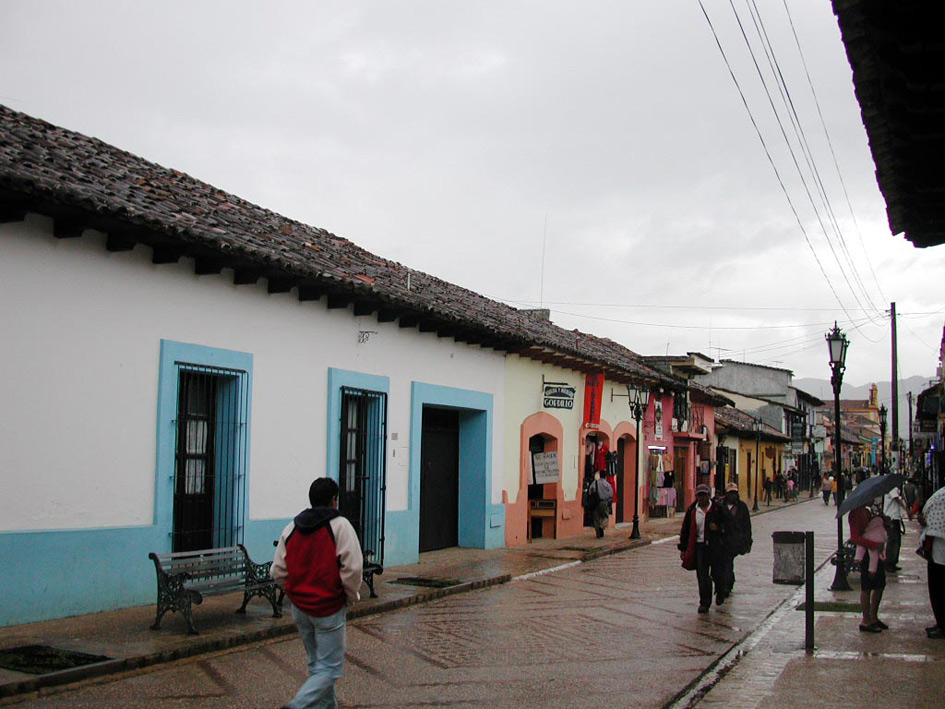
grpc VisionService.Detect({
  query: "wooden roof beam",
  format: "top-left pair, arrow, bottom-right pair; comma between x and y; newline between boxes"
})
53,218 -> 84,239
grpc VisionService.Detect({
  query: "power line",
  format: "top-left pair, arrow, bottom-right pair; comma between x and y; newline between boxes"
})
723,0 -> 883,327
549,307 -> 879,333
697,0 -> 855,326
745,0 -> 885,320
780,0 -> 889,305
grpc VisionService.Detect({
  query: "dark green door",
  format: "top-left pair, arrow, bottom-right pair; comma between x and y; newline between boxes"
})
419,408 -> 459,553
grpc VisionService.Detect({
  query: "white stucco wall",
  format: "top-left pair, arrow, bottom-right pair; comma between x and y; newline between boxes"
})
0,216 -> 506,531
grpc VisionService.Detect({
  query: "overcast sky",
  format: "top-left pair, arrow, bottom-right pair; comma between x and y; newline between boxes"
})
2,0 -> 943,397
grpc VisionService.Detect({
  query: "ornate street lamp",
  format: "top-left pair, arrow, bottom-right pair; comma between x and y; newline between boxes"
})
827,322 -> 851,591
627,383 -> 649,540
752,418 -> 763,512
879,404 -> 888,475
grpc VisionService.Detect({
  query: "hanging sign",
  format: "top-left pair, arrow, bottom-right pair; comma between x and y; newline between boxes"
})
543,384 -> 576,410
654,397 -> 664,440
532,451 -> 560,484
583,373 -> 604,429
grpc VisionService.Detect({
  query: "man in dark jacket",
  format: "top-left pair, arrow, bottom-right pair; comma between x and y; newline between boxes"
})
272,478 -> 363,709
716,482 -> 752,601
678,484 -> 731,613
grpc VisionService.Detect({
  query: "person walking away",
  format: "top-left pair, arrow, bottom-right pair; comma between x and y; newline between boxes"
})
822,474 -> 832,505
849,503 -> 887,632
678,484 -> 730,613
831,476 -> 839,506
718,482 -> 752,600
918,488 -> 945,638
272,478 -> 364,709
590,471 -> 613,538
903,478 -> 918,521
883,486 -> 906,571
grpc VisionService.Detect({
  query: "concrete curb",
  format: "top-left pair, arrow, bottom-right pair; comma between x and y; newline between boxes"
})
0,574 -> 518,702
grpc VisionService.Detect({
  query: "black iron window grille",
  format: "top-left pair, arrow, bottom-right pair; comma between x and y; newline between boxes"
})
172,363 -> 249,552
339,387 -> 388,566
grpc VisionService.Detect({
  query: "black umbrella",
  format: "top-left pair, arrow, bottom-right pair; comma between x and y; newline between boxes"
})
836,473 -> 904,518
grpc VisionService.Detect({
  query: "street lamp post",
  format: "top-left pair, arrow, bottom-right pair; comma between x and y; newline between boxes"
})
752,420 -> 762,512
628,383 -> 649,540
879,404 -> 888,475
827,322 -> 852,591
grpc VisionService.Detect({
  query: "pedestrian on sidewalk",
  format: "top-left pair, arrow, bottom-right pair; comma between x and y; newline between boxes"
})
822,474 -> 832,505
588,471 -> 613,538
717,482 -> 752,600
678,484 -> 730,613
848,502 -> 887,633
903,478 -> 917,521
882,486 -> 907,571
272,478 -> 364,709
918,488 -> 945,639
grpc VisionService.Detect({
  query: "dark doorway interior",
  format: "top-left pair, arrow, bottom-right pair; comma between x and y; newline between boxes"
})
616,438 -> 626,522
674,446 -> 688,511
419,407 -> 459,553
174,371 -> 217,552
528,435 -> 545,539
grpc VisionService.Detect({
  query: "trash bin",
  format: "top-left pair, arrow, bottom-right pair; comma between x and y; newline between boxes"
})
772,531 -> 806,584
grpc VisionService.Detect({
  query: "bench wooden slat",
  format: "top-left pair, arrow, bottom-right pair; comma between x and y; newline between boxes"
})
163,560 -> 248,577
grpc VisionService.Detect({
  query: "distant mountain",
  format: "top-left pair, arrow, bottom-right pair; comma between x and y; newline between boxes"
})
793,375 -> 935,439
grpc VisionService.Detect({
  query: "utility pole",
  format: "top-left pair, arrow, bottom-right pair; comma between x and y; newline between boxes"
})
890,302 -> 899,461
907,391 -> 914,461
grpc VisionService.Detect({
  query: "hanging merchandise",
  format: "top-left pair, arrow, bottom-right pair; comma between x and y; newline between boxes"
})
606,450 -> 619,477
595,442 -> 609,473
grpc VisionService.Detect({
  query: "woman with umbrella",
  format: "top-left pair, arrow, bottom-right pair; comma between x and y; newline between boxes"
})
918,487 -> 945,638
839,474 -> 905,632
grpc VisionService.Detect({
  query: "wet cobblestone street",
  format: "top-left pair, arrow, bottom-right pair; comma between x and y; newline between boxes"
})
8,498 -> 939,708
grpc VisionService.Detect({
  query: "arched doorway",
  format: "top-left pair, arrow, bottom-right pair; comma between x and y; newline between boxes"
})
505,412 -> 563,547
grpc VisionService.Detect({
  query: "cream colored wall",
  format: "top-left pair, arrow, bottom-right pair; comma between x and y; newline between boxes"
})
503,355 -> 584,504
600,381 -> 633,433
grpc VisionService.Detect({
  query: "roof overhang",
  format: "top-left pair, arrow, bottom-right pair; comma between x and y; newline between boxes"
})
833,0 -> 945,247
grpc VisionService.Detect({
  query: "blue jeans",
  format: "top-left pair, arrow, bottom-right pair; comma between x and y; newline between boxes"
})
286,603 -> 347,709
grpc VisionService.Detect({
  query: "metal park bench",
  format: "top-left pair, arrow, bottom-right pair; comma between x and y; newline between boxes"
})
830,541 -> 860,574
148,544 -> 281,635
362,550 -> 383,598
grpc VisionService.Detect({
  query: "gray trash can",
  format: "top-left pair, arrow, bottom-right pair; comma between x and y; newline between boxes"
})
772,531 -> 806,585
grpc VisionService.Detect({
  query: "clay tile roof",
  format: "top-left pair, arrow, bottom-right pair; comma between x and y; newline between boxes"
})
0,105 -> 672,386
714,406 -> 790,441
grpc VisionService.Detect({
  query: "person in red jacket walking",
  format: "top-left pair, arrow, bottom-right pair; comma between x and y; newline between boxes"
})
272,478 -> 363,708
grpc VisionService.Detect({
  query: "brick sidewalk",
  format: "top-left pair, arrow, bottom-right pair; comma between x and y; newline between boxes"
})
673,515 -> 945,709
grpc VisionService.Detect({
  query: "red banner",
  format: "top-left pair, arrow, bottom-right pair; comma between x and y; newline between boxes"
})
583,373 -> 604,429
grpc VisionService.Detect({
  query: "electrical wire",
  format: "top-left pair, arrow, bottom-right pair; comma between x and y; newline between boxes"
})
746,0 -> 885,320
723,0 -> 882,328
780,0 -> 889,305
697,0 -> 856,327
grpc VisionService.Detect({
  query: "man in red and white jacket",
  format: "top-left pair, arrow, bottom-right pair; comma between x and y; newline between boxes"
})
272,478 -> 363,709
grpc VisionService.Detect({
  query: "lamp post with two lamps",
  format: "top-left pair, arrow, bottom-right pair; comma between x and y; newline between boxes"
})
827,322 -> 852,591
627,383 -> 649,540
879,404 -> 888,475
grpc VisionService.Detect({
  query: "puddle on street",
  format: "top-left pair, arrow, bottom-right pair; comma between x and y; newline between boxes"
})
813,650 -> 942,662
